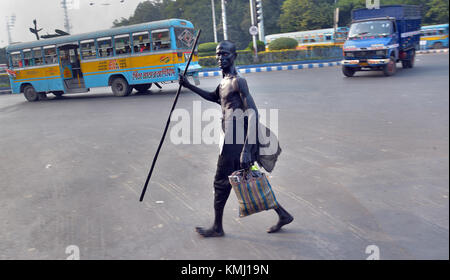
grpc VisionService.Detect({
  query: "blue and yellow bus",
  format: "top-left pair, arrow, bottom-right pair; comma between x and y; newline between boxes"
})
265,27 -> 349,50
5,19 -> 201,102
420,24 -> 449,50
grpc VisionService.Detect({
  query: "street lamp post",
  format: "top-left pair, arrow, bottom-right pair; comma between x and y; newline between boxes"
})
5,15 -> 16,45
249,0 -> 258,60
334,0 -> 339,35
211,0 -> 218,43
221,0 -> 228,40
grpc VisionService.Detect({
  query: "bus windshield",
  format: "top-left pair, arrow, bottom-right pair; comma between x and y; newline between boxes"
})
175,28 -> 195,49
349,20 -> 394,38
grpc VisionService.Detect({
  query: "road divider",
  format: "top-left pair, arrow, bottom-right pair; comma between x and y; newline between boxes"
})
199,60 -> 342,77
417,48 -> 449,54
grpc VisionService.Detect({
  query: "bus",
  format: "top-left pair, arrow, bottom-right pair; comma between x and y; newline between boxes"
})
0,64 -> 7,76
265,27 -> 349,50
420,24 -> 449,50
5,19 -> 201,102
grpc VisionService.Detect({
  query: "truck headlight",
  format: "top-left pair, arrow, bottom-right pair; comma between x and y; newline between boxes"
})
375,50 -> 387,57
345,52 -> 354,57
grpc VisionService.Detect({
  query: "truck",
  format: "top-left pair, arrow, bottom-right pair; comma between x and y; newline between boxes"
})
342,5 -> 421,77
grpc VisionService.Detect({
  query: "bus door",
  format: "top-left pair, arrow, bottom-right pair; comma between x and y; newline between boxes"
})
58,43 -> 86,90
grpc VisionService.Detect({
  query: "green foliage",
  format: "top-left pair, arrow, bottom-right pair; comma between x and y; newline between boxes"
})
198,42 -> 219,57
425,0 -> 449,24
247,40 -> 266,52
268,37 -> 298,50
279,0 -> 334,32
198,42 -> 218,52
112,0 -> 448,51
336,0 -> 449,26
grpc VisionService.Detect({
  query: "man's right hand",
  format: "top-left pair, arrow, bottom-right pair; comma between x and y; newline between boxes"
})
179,74 -> 191,88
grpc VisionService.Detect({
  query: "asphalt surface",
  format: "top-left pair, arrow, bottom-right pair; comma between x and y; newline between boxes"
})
0,53 -> 448,260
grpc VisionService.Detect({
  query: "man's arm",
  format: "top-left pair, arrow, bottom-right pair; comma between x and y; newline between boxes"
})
179,75 -> 220,104
237,77 -> 259,168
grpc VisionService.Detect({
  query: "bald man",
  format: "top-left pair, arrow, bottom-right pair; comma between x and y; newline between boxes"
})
179,41 -> 293,237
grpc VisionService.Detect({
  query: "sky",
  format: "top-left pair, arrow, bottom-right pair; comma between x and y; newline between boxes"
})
0,0 -> 147,48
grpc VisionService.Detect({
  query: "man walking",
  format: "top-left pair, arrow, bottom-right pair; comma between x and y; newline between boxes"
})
179,41 -> 293,237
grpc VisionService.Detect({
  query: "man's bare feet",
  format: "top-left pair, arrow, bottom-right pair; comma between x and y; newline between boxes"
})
195,227 -> 225,237
267,214 -> 294,233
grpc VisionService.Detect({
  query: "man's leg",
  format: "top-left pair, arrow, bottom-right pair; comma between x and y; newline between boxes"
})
267,205 -> 294,233
196,150 -> 240,238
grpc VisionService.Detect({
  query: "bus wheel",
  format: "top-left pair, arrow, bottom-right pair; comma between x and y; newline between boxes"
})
111,77 -> 132,97
23,85 -> 39,102
383,56 -> 397,77
134,83 -> 152,93
342,66 -> 356,77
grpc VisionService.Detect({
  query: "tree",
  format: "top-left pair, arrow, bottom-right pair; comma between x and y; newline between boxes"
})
113,0 -> 170,27
279,0 -> 334,32
336,0 -> 449,26
261,0 -> 285,35
425,0 -> 449,24
113,0 -> 253,50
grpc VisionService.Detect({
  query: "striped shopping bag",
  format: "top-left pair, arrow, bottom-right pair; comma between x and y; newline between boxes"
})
228,169 -> 279,217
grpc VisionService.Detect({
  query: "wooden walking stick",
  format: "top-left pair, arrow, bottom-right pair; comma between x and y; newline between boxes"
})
140,29 -> 202,202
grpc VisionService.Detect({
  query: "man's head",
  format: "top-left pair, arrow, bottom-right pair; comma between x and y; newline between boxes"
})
216,40 -> 237,70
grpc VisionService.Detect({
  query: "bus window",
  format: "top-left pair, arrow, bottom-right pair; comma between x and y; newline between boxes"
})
44,46 -> 58,64
152,29 -> 171,50
33,48 -> 44,66
80,39 -> 97,60
175,28 -> 195,49
114,34 -> 132,55
97,37 -> 113,57
326,35 -> 332,41
23,49 -> 33,67
438,29 -> 445,35
11,52 -> 22,68
132,31 -> 150,53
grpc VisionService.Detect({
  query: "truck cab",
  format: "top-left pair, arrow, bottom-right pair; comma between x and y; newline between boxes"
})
342,5 -> 421,77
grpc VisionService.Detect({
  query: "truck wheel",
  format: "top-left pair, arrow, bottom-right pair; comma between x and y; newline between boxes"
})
383,56 -> 397,77
408,51 -> 415,68
402,51 -> 416,69
111,77 -> 132,97
134,83 -> 152,93
23,85 -> 39,102
342,66 -> 356,77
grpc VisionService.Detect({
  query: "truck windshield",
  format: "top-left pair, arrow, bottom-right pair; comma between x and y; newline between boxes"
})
349,20 -> 393,38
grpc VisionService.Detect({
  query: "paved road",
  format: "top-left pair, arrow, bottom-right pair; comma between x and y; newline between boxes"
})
0,53 -> 448,260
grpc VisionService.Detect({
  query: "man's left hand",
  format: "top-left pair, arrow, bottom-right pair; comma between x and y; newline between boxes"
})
240,152 -> 252,169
